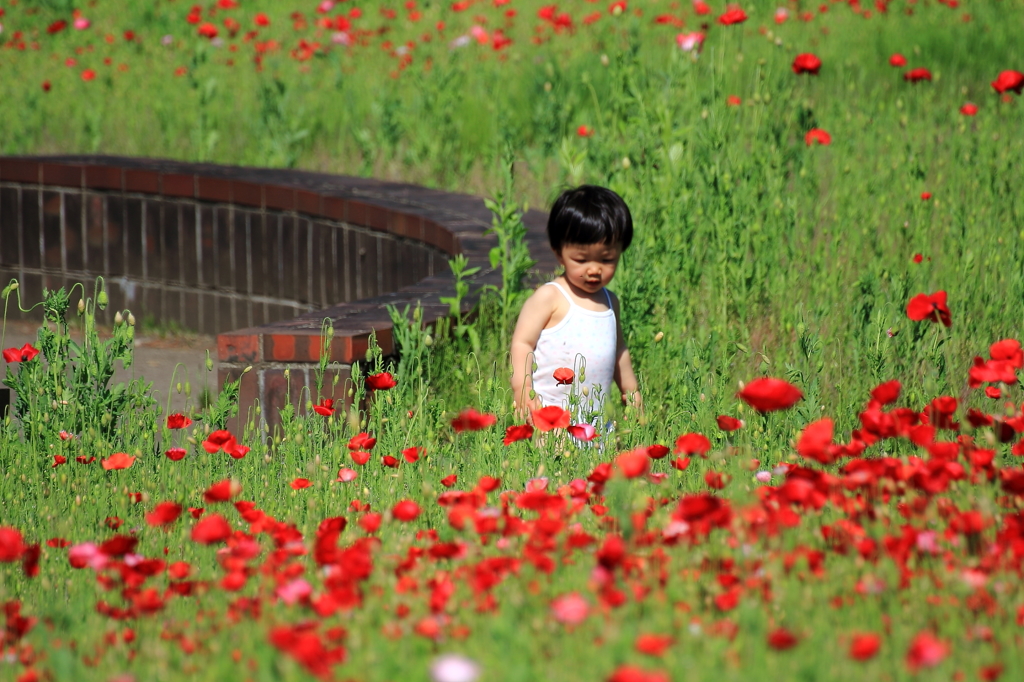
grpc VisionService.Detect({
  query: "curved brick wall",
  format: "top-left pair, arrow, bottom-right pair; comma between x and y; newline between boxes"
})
0,156 -> 555,430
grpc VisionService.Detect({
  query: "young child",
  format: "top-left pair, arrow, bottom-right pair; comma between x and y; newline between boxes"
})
510,185 -> 642,424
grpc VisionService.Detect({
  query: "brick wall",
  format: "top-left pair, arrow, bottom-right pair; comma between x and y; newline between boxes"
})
0,156 -> 557,433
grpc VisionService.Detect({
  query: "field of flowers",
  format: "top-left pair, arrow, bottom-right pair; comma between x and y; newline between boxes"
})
3,0 -> 1024,680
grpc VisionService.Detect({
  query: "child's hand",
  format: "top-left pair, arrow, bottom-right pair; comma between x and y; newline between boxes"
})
621,390 -> 643,416
514,395 -> 542,425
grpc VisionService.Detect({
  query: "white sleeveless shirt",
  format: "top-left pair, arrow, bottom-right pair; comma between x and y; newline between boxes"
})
532,282 -> 618,416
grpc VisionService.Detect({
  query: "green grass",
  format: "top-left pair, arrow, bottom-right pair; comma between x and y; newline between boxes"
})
2,1 -> 1024,680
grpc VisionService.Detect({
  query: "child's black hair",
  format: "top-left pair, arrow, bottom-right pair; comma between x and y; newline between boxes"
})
547,185 -> 633,253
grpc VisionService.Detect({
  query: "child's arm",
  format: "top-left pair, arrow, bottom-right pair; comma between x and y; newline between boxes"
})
510,286 -> 557,422
610,293 -> 643,412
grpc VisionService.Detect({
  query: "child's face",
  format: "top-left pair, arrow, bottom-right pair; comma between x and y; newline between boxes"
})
555,242 -> 622,294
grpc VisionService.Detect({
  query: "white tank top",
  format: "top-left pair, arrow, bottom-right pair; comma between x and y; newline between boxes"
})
532,282 -> 618,416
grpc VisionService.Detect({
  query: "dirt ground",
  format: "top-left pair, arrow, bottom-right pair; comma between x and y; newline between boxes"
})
1,319 -> 218,414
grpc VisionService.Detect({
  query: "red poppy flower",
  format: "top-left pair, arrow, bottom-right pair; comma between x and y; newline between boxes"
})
382,455 -> 400,467
366,372 -> 397,390
991,70 -> 1024,95
635,634 -> 673,657
906,291 -> 951,327
226,443 -> 250,459
577,125 -> 594,138
360,512 -> 382,533
615,448 -> 649,478
805,128 -> 831,146
451,408 -> 497,432
165,447 -> 187,461
849,632 -> 881,661
553,367 -> 575,385
646,444 -> 669,459
672,456 -> 690,471
870,379 -> 901,404
704,471 -> 729,489
960,102 -> 978,116
796,418 -> 835,464
905,631 -> 948,672
191,514 -> 231,544
767,627 -> 800,650
51,455 -> 67,468
42,81 -> 52,92
348,432 -> 377,450
503,421 -> 536,444
313,398 -> 335,417
737,378 -> 803,412
290,478 -> 312,490
674,432 -> 711,456
197,22 -> 219,39
145,502 -> 182,527
717,6 -> 747,25
889,53 -> 907,67
567,423 -> 598,441
392,500 -> 421,522
202,429 -> 237,453
913,253 -> 924,263
792,53 -> 821,75
101,452 -> 135,471
503,424 -> 534,445
402,446 -> 424,463
255,12 -> 271,27
3,343 -> 41,363
440,474 -> 457,487
351,450 -> 371,465
693,1 -> 710,15
904,68 -> 932,82
532,406 -> 571,432
166,413 -> 192,429
203,479 -> 241,502
727,95 -> 741,106
991,339 -> 1024,369
0,528 -> 25,562
336,467 -> 358,482
986,387 -> 1002,399
920,192 -> 932,200
716,415 -> 743,431
714,588 -> 740,611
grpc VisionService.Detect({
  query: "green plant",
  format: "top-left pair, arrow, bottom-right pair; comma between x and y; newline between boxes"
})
439,254 -> 482,353
484,144 -> 538,346
2,278 -> 156,445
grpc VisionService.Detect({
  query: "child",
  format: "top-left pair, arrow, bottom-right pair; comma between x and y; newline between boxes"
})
510,185 -> 642,425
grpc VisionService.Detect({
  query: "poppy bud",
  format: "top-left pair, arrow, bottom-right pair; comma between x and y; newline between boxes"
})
184,381 -> 191,397
205,356 -> 214,372
243,366 -> 252,374
114,311 -> 123,326
601,54 -> 609,66
621,157 -> 631,169
424,334 -> 433,346
97,290 -> 108,309
127,313 -> 136,326
77,299 -> 85,315
176,382 -> 182,394
654,331 -> 664,342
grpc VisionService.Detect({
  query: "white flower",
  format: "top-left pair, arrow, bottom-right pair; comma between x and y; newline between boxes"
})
430,654 -> 480,682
